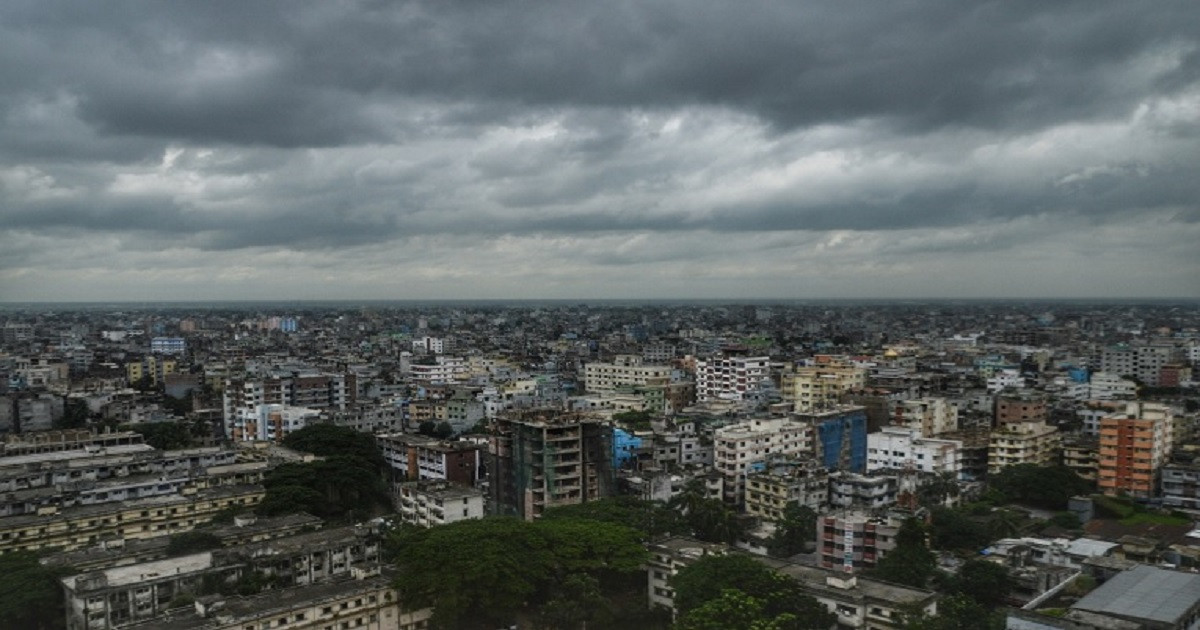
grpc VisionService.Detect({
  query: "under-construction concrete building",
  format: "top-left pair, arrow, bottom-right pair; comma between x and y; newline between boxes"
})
488,410 -> 614,520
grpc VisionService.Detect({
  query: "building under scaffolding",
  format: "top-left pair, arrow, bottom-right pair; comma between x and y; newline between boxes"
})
488,409 -> 614,520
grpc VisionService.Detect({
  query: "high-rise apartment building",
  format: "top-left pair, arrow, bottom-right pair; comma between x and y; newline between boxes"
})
988,421 -> 1060,475
584,355 -> 671,393
867,427 -> 962,477
798,406 -> 868,473
713,417 -> 812,505
818,513 -> 900,573
695,354 -> 770,402
1098,402 -> 1174,499
891,398 -> 957,437
488,410 -> 613,520
783,364 -> 867,413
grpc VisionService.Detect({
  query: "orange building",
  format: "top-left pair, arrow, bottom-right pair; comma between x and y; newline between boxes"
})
1098,402 -> 1174,498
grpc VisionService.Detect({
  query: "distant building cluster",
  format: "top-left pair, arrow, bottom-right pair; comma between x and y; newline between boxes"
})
0,300 -> 1198,628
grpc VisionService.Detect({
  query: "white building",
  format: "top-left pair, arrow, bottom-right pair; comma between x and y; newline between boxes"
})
395,481 -> 485,527
224,404 -> 320,443
695,355 -> 770,402
409,356 -> 468,383
986,369 -> 1023,393
714,417 -> 812,504
584,355 -> 672,393
1085,372 -> 1137,400
866,427 -> 963,477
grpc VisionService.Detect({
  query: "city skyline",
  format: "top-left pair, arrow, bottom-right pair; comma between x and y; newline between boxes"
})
2,1 -> 1199,302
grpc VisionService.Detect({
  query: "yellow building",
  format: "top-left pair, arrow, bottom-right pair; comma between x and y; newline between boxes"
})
0,484 -> 264,554
988,421 -> 1060,475
783,364 -> 866,413
126,356 -> 177,386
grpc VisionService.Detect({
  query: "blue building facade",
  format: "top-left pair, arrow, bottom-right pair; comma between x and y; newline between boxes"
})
805,407 -> 868,473
613,427 -> 642,469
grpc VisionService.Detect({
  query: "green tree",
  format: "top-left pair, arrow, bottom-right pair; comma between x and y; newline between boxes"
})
433,421 -> 455,439
766,504 -> 816,558
56,398 -> 90,430
282,424 -> 385,469
916,472 -> 960,508
950,559 -> 1013,609
390,517 -> 648,630
870,518 -> 936,588
670,554 -> 833,629
989,464 -> 1092,511
166,531 -> 223,556
900,594 -> 1005,630
929,507 -> 992,552
535,574 -> 611,630
541,496 -> 685,539
674,589 -> 796,630
258,455 -> 390,519
128,421 -> 194,450
687,498 -> 744,544
0,551 -> 69,630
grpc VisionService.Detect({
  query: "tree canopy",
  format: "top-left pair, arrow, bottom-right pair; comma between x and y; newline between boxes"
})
988,464 -> 1092,511
869,518 -> 937,589
765,504 -> 816,559
282,424 -> 385,468
258,455 -> 391,519
541,496 -> 685,539
0,551 -> 69,630
669,554 -> 834,630
389,516 -> 649,630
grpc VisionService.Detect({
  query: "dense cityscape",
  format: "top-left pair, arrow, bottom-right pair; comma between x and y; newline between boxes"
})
4,0 -> 1200,629
0,299 -> 1197,629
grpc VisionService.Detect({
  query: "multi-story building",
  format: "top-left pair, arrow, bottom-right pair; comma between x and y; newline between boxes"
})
995,391 -> 1048,426
648,537 -> 938,628
866,427 -> 962,477
891,398 -> 957,437
988,422 -> 1060,475
646,537 -> 729,614
818,512 -> 900,573
784,364 -> 867,413
745,459 -> 829,520
408,356 -> 468,384
584,355 -> 672,393
695,354 -> 770,402
153,571 -> 431,630
0,484 -> 264,554
1162,448 -> 1200,512
714,417 -> 812,505
60,525 -> 383,630
223,371 -> 348,440
828,472 -> 898,510
149,336 -> 186,355
1077,400 -> 1126,437
377,433 -> 483,485
488,410 -> 613,520
1102,344 -> 1179,387
1097,402 -> 1174,499
799,406 -> 869,473
225,404 -> 320,443
1080,373 -> 1137,401
126,356 -> 176,386
395,480 -> 485,527
1061,435 -> 1100,482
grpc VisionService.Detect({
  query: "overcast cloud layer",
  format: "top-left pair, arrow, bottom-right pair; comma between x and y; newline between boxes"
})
2,0 -> 1198,301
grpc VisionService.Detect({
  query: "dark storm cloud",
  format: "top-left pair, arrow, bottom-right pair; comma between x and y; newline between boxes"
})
1,0 -> 1198,299
3,0 -> 1198,150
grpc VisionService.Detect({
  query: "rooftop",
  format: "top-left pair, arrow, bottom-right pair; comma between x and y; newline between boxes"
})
1072,564 -> 1200,624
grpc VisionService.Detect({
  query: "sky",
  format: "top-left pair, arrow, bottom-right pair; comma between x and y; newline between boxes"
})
1,1 -> 1199,302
